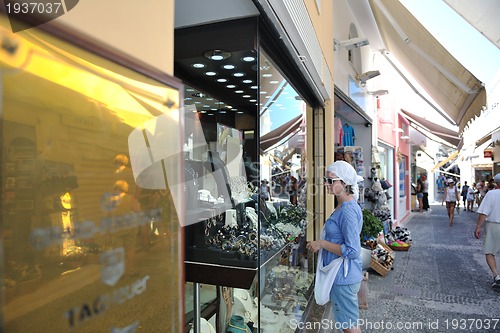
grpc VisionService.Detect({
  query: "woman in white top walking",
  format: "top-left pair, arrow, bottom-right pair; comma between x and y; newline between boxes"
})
442,178 -> 459,226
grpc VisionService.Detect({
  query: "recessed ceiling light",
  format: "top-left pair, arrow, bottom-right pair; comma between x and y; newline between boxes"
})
191,63 -> 206,68
194,101 -> 201,104
227,106 -> 233,109
270,80 -> 279,84
243,95 -> 251,98
192,109 -> 198,113
251,86 -> 258,89
203,105 -> 210,108
208,113 -> 214,116
242,80 -> 253,84
223,64 -> 236,70
192,92 -> 207,97
260,91 -> 267,94
201,110 -> 207,113
206,98 -> 213,101
249,99 -> 257,102
217,78 -> 228,83
204,49 -> 231,61
233,72 -> 245,77
205,71 -> 217,76
237,111 -> 244,114
219,110 -> 227,113
226,85 -> 236,88
211,108 -> 217,111
185,97 -> 193,100
187,88 -> 195,92
241,56 -> 255,62
262,73 -> 272,77
235,90 -> 244,94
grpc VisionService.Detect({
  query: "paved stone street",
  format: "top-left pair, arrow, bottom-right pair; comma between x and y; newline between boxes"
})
310,203 -> 500,333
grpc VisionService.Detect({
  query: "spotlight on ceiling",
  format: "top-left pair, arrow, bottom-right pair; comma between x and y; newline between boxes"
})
356,70 -> 380,87
204,49 -> 231,61
333,37 -> 369,51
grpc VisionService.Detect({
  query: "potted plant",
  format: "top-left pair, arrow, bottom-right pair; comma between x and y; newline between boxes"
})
361,209 -> 384,246
360,209 -> 384,270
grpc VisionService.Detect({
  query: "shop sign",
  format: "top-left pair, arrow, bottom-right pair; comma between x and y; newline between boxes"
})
65,276 -> 150,328
484,151 -> 493,158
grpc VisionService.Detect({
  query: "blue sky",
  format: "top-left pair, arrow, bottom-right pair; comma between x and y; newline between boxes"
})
400,0 -> 500,88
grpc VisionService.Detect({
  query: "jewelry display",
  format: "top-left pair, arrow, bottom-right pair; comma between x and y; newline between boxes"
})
245,207 -> 258,229
233,289 -> 258,323
184,162 -> 199,210
228,176 -> 252,203
225,209 -> 238,227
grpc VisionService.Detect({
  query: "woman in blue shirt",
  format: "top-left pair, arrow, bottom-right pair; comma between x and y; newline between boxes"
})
307,161 -> 363,333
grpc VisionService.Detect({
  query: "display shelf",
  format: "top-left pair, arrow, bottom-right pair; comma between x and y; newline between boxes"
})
185,261 -> 257,290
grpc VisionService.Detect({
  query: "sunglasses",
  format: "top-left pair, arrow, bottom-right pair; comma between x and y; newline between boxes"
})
323,177 -> 342,185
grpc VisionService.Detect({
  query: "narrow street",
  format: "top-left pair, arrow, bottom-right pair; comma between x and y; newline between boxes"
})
308,202 -> 500,333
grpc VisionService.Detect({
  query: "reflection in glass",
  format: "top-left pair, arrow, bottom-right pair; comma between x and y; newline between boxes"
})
1,18 -> 182,332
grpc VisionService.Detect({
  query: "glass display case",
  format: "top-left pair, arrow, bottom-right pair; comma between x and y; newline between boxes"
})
175,17 -> 315,333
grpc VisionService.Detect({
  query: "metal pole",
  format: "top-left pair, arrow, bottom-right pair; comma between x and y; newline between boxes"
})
193,282 -> 201,333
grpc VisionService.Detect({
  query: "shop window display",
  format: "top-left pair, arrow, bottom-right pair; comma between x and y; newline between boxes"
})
175,18 -> 314,332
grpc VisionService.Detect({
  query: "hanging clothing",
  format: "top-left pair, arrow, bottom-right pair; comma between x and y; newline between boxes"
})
334,117 -> 344,145
342,123 -> 355,146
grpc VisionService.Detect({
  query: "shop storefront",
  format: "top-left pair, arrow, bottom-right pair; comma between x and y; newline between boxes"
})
174,3 -> 329,331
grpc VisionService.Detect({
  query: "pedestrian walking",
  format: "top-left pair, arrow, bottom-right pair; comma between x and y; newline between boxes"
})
477,180 -> 487,207
416,176 -> 424,212
307,161 -> 363,333
466,182 -> 477,212
474,173 -> 500,293
421,174 -> 430,211
461,181 -> 469,209
442,178 -> 459,226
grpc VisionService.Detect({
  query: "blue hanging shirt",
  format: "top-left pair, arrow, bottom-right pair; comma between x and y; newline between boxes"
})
342,124 -> 355,146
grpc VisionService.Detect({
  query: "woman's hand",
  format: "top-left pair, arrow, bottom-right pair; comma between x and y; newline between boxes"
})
306,240 -> 322,253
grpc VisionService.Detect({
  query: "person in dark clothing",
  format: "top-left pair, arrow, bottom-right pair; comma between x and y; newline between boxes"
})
421,175 -> 430,211
461,181 -> 469,208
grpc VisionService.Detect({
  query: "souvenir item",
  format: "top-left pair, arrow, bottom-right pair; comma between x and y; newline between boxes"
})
226,315 -> 251,333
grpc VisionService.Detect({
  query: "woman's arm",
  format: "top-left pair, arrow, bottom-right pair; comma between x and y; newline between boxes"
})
307,208 -> 361,258
307,240 -> 342,256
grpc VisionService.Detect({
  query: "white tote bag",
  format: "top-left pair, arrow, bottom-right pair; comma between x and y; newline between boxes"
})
314,228 -> 349,305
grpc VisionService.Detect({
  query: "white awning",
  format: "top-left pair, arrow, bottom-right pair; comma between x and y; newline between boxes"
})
444,0 -> 500,49
369,0 -> 487,133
